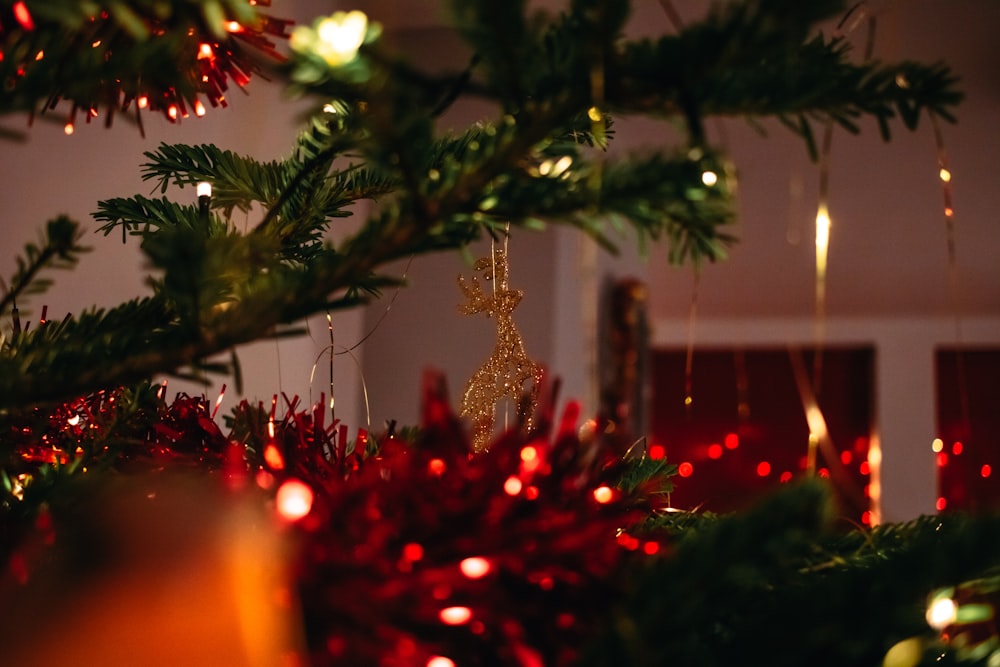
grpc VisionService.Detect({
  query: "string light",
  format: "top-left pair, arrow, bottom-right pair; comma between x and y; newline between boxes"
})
275,479 -> 314,521
459,557 -> 491,579
592,485 -> 614,503
926,593 -> 958,630
439,606 -> 473,625
291,10 -> 369,67
13,1 -> 34,30
427,657 -> 456,667
503,476 -> 523,496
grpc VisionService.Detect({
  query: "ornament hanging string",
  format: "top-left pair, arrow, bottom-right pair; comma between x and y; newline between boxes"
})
307,254 -> 414,429
930,112 -> 970,435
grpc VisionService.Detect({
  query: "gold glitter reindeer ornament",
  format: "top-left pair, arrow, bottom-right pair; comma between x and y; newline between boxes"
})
457,245 -> 543,452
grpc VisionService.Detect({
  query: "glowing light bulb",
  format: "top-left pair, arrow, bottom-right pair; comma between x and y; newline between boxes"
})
63,122 -> 74,135
459,557 -> 491,579
503,476 -> 523,496
276,479 -> 314,521
297,10 -> 369,67
13,1 -> 34,30
677,462 -> 694,478
67,414 -> 81,426
926,595 -> 957,630
551,155 -> 572,176
197,181 -> 212,198
198,43 -> 214,59
427,657 -> 456,667
264,443 -> 285,470
707,443 -> 723,459
592,485 -> 614,504
932,438 -> 944,453
520,446 -> 538,462
137,96 -> 149,109
701,170 -> 718,186
756,461 -> 771,477
194,100 -> 206,117
982,464 -> 992,478
439,606 -> 472,625
168,105 -> 179,120
402,542 -> 424,562
939,168 -> 952,183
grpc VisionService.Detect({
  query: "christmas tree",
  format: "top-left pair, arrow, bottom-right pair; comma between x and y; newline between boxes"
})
1,1 -> 998,666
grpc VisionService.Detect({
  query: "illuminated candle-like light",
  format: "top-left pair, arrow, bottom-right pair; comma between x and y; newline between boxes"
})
275,479 -> 314,521
197,182 -> 212,220
194,100 -> 207,117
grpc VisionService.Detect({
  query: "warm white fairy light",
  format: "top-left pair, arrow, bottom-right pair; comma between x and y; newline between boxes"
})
926,594 -> 958,630
275,479 -> 314,521
932,437 -> 944,453
197,182 -> 212,198
292,11 -> 369,67
701,170 -> 718,186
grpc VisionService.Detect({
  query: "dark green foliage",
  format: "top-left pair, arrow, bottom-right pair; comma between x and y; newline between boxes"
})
590,481 -> 1000,666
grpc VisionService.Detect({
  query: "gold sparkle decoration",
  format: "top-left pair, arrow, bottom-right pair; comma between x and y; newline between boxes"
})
458,245 -> 542,452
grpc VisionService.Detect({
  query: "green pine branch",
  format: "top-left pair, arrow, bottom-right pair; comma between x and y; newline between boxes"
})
0,215 -> 88,317
0,0 -> 965,410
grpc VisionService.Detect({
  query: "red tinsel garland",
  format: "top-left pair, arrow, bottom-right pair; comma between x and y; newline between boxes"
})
1,371 -> 670,666
0,1 -> 292,131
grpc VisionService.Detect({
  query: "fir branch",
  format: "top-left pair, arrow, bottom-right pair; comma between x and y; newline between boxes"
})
0,216 -> 88,316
